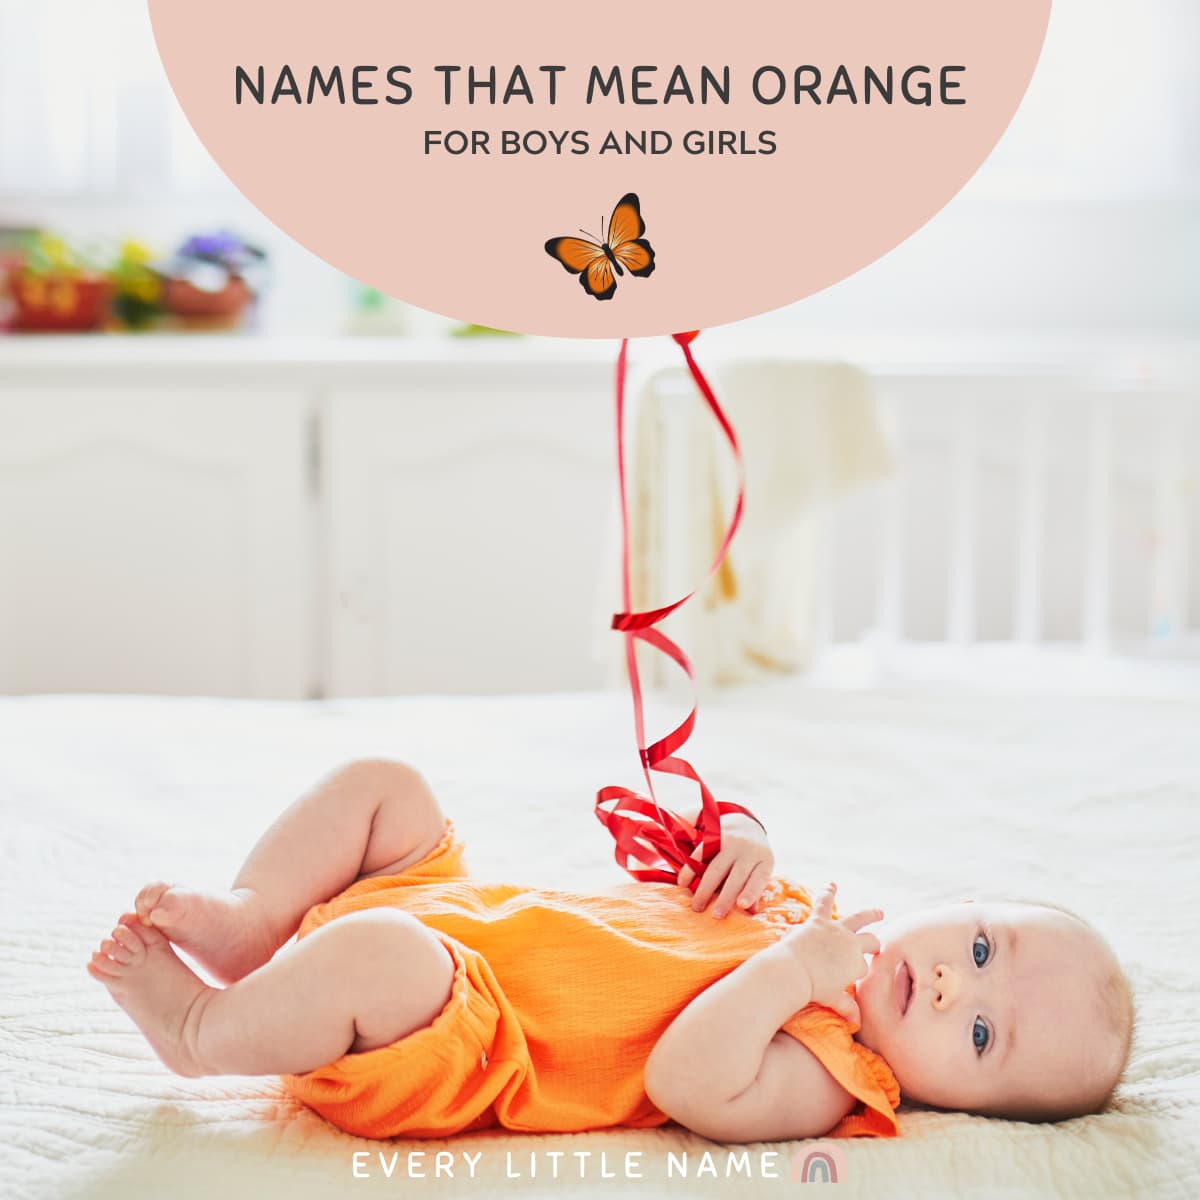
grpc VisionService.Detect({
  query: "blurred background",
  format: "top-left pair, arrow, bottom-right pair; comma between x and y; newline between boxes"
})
0,0 -> 1197,698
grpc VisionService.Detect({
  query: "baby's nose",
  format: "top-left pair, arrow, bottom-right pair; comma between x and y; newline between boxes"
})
931,963 -> 960,1010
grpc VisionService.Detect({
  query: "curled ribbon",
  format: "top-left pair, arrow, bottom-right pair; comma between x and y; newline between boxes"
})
595,332 -> 763,889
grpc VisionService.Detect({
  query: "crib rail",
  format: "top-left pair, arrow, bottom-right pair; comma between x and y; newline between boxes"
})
654,367 -> 1198,658
864,384 -> 1195,652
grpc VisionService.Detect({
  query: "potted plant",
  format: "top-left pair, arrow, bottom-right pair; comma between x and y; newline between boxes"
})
7,233 -> 111,332
108,240 -> 164,331
160,231 -> 267,328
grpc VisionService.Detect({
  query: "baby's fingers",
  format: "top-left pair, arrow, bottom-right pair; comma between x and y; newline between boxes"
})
677,848 -> 710,895
842,907 -> 885,932
832,992 -> 861,1027
691,855 -> 730,912
712,862 -> 756,918
816,882 -> 838,916
734,861 -> 772,913
858,931 -> 881,956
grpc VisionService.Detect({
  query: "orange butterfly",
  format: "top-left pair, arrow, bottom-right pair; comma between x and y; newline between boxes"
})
544,193 -> 656,301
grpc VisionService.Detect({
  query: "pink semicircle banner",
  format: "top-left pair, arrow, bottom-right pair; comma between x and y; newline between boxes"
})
148,0 -> 1052,338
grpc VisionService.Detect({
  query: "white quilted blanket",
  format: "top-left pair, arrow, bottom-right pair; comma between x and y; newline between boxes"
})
1,682 -> 1197,1199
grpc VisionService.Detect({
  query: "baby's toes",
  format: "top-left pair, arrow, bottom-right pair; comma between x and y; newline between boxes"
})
99,935 -> 133,965
87,954 -> 119,980
123,916 -> 169,950
111,925 -> 145,961
117,913 -> 146,939
135,881 -> 173,924
89,937 -> 125,974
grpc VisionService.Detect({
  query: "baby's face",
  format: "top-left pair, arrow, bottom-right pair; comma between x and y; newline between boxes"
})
853,900 -> 1119,1116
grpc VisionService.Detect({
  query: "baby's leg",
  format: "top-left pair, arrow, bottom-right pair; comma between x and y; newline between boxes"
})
87,905 -> 454,1077
135,760 -> 446,983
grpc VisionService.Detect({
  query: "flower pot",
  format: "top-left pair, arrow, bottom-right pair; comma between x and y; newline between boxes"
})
163,276 -> 253,328
11,274 -> 111,332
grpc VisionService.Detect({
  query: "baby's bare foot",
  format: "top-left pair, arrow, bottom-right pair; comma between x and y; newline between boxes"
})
134,883 -> 276,984
87,914 -> 213,1077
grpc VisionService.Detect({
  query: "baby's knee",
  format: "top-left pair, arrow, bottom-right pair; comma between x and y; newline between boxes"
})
328,909 -> 448,981
330,906 -> 420,947
324,909 -> 455,1045
329,758 -> 430,799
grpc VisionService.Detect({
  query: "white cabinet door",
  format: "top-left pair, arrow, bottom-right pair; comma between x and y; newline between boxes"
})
324,363 -> 615,694
0,384 -> 312,697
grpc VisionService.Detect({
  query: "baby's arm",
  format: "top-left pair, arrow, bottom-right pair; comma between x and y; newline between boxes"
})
643,883 -> 881,1142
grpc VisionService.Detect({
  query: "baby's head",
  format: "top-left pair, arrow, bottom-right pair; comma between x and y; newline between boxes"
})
853,898 -> 1133,1121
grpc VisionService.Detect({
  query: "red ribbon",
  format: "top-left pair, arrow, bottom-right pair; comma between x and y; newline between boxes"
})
595,332 -> 762,889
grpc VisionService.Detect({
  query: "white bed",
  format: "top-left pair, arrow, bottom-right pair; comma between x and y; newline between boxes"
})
2,672 -> 1198,1200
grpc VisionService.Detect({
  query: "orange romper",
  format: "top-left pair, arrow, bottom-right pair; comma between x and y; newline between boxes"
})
282,820 -> 900,1139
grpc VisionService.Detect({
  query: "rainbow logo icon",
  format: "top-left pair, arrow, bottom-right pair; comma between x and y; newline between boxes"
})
790,1142 -> 848,1184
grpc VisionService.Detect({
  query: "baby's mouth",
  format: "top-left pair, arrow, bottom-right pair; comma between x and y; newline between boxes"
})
894,960 -> 913,1017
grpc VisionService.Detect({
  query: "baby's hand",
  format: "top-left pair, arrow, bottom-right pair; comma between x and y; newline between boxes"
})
677,814 -> 774,919
775,882 -> 882,1025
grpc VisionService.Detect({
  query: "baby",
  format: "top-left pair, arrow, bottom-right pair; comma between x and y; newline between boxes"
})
87,759 -> 1134,1143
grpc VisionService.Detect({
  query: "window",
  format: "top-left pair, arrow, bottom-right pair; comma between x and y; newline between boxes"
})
0,1 -> 222,197
977,0 -> 1199,199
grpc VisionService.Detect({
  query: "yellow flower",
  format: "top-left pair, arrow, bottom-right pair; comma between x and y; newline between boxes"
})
40,235 -> 71,270
133,276 -> 161,303
121,241 -> 154,266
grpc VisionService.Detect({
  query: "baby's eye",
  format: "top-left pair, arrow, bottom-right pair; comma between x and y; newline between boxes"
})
972,934 -> 990,967
973,1018 -> 990,1054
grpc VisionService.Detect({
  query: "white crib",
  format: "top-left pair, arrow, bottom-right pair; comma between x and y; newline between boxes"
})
643,360 -> 1199,693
